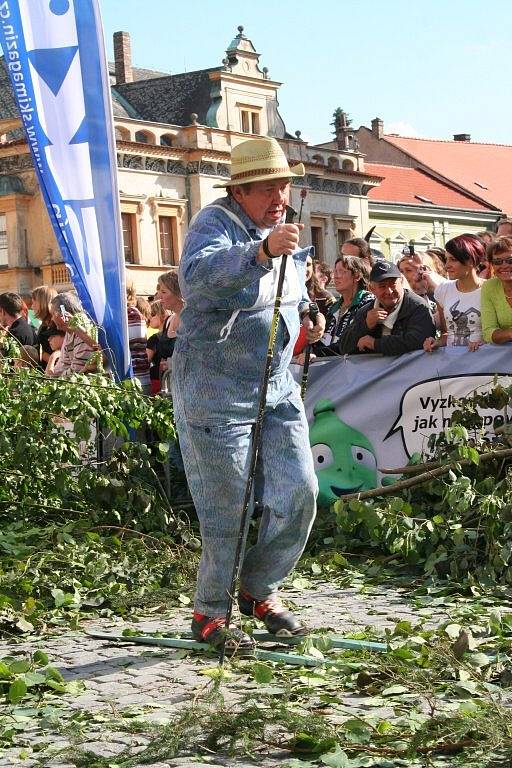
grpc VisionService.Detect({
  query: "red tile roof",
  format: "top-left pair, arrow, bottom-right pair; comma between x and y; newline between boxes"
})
365,163 -> 496,211
383,135 -> 512,213
364,163 -> 492,211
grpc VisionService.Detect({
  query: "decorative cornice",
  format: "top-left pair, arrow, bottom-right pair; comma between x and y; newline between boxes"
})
0,137 -> 381,195
117,152 -> 231,180
302,174 -> 368,196
0,154 -> 33,174
368,201 -> 501,220
209,71 -> 282,89
116,140 -> 188,158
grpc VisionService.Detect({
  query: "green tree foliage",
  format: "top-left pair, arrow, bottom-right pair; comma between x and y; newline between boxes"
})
0,364 -> 196,634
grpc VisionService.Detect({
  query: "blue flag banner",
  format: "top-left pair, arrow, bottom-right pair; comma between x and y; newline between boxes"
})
0,0 -> 130,380
295,347 -> 512,506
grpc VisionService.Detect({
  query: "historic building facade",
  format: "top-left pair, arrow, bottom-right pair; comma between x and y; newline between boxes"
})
0,28 -> 380,297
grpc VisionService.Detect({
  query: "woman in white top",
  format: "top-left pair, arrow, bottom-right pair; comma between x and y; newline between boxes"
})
423,234 -> 485,353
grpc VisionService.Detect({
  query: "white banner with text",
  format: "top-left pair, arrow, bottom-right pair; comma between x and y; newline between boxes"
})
297,348 -> 512,506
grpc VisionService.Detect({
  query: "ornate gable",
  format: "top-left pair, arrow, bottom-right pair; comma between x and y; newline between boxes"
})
223,26 -> 266,79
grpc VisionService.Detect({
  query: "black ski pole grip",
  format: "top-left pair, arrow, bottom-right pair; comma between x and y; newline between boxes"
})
308,301 -> 319,326
285,205 -> 297,224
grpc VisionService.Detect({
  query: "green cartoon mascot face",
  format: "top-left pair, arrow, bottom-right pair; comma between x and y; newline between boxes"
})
309,398 -> 379,506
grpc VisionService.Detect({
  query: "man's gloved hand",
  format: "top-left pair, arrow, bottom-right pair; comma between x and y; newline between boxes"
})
260,223 -> 305,259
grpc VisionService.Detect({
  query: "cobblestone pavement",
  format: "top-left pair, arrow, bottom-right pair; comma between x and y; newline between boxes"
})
0,581 -> 452,767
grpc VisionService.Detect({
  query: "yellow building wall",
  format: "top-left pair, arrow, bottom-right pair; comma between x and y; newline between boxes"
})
368,209 -> 497,263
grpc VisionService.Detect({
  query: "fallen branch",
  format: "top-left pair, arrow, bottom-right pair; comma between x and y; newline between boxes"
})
340,447 -> 512,502
379,447 -> 512,476
284,737 -> 478,759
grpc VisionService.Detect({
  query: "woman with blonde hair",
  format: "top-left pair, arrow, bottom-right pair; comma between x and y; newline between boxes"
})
423,248 -> 447,277
32,285 -> 58,368
151,270 -> 184,391
147,299 -> 169,337
410,248 -> 447,297
146,299 -> 171,394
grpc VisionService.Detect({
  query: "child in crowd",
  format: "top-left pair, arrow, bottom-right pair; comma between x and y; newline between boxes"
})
44,330 -> 65,375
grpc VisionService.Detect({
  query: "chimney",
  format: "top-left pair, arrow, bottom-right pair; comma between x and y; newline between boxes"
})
453,133 -> 471,142
371,117 -> 384,139
113,31 -> 133,84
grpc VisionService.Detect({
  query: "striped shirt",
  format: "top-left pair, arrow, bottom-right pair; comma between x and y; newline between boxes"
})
127,306 -> 150,389
51,331 -> 97,378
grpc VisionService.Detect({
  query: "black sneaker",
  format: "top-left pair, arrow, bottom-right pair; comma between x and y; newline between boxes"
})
238,591 -> 308,636
191,612 -> 255,653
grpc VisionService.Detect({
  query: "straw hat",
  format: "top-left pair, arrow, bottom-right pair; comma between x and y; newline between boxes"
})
214,136 -> 305,188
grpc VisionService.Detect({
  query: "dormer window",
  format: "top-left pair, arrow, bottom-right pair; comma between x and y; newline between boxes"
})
240,109 -> 260,135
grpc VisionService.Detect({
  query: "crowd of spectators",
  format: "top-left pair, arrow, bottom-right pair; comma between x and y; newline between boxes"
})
298,226 -> 512,361
0,269 -> 184,394
1,223 -> 511,392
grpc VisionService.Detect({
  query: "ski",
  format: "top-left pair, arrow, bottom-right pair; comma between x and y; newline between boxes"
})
86,629 -> 386,668
249,629 -> 386,652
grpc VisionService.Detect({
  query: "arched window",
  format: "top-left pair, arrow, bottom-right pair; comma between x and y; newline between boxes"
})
327,157 -> 339,170
160,133 -> 174,147
311,154 -> 325,165
115,126 -> 131,141
135,130 -> 155,145
342,159 -> 355,171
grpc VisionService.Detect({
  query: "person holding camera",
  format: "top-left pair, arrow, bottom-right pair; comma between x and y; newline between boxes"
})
47,293 -> 100,377
172,137 -> 323,652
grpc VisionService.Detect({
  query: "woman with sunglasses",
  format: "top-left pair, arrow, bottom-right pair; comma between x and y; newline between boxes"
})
481,237 -> 512,343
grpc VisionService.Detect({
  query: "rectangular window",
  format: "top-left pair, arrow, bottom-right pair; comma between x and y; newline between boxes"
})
241,109 -> 260,135
251,112 -> 260,134
0,214 -> 7,267
121,212 -> 135,263
337,228 -> 350,252
310,225 -> 324,262
159,216 -> 175,265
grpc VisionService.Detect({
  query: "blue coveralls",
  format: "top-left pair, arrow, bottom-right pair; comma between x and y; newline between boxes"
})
172,196 -> 318,616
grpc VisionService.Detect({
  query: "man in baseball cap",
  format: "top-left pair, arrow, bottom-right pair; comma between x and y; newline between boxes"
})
338,259 -> 435,356
172,137 -> 324,652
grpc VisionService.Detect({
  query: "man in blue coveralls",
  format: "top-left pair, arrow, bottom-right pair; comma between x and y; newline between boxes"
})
172,137 -> 325,651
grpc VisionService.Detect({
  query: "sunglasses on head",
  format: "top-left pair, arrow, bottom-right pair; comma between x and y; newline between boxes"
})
491,257 -> 512,266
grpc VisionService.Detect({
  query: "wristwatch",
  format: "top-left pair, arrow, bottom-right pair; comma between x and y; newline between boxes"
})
262,236 -> 277,259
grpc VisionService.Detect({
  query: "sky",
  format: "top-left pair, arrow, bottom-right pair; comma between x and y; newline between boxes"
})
100,0 -> 512,147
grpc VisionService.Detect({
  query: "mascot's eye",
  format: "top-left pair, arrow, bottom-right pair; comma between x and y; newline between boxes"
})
311,444 -> 334,471
351,446 -> 377,472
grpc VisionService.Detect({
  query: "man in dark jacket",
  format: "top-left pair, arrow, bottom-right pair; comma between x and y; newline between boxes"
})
338,260 -> 435,356
0,292 -> 36,346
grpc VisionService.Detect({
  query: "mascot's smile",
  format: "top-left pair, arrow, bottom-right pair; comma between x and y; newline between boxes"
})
330,484 -> 363,498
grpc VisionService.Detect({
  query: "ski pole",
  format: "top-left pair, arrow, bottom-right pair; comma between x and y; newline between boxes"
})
219,204 -> 298,665
300,301 -> 319,401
